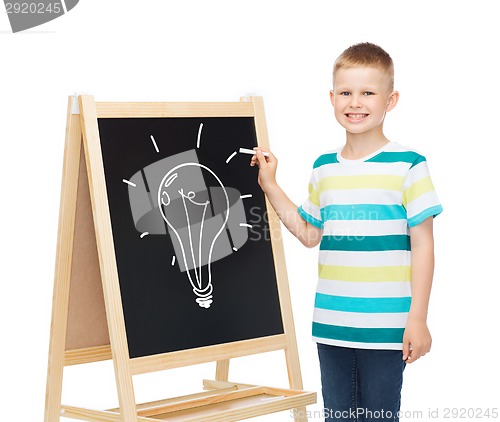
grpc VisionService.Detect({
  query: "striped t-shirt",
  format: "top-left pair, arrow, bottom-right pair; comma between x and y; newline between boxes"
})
298,141 -> 442,350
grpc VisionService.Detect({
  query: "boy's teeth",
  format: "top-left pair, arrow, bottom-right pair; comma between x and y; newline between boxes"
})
348,114 -> 366,118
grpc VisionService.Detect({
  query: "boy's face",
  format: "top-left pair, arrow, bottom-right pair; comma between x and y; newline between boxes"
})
330,66 -> 398,137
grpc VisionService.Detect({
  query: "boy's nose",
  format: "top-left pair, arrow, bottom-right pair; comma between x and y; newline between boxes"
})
349,96 -> 362,108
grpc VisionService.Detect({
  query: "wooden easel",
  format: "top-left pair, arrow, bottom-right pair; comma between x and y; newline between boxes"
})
44,95 -> 315,422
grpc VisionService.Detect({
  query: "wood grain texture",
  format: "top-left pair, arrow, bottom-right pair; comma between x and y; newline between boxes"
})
45,97 -> 83,422
215,359 -> 230,382
251,96 -> 308,422
106,384 -> 316,422
60,406 -> 157,422
64,345 -> 112,366
130,334 -> 288,375
95,102 -> 255,118
79,95 -> 138,421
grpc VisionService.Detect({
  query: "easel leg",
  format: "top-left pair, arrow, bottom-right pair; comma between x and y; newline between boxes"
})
79,95 -> 139,422
285,345 -> 308,422
45,99 -> 83,422
45,278 -> 69,422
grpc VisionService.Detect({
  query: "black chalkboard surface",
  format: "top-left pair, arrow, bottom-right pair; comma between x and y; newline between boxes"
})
98,117 -> 284,359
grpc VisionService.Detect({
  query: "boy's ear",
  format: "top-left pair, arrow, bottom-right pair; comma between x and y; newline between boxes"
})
329,90 -> 335,107
386,90 -> 400,112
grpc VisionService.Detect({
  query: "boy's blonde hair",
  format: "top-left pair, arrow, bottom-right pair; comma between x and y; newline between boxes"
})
333,42 -> 394,91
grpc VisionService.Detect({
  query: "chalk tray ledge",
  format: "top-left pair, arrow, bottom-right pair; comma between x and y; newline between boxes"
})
59,379 -> 316,422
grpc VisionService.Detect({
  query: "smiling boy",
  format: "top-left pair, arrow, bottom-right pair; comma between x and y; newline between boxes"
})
251,43 -> 442,421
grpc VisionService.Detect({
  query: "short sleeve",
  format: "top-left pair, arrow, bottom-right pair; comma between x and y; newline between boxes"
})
402,156 -> 443,228
298,169 -> 323,229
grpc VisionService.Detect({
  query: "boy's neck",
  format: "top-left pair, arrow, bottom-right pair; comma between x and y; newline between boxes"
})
342,130 -> 390,160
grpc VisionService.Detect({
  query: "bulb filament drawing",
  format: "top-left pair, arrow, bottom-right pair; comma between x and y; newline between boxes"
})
158,163 -> 229,308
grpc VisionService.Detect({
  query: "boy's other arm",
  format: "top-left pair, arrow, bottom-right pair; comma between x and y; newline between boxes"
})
403,216 -> 434,363
251,149 -> 322,248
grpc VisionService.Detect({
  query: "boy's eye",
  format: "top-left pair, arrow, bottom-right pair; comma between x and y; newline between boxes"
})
363,91 -> 375,96
340,92 -> 351,96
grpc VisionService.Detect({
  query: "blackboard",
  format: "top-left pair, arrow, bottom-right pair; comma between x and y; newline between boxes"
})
98,117 -> 284,359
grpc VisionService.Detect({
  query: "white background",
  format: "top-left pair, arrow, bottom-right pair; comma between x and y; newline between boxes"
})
1,1 -> 499,420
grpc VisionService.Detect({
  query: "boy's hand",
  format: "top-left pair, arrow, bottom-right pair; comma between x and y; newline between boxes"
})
248,147 -> 322,248
402,317 -> 432,363
250,147 -> 278,191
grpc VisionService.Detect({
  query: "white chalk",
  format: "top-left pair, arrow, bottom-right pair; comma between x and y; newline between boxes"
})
122,179 -> 137,187
150,135 -> 160,153
239,147 -> 270,157
226,151 -> 238,163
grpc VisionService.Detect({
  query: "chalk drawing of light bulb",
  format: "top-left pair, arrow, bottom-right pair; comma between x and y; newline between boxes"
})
158,163 -> 229,308
125,149 -> 249,308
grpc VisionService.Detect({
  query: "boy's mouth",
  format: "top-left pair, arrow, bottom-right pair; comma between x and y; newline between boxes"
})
345,113 -> 369,122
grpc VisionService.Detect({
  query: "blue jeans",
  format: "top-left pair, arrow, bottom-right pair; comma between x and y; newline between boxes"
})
317,343 -> 406,422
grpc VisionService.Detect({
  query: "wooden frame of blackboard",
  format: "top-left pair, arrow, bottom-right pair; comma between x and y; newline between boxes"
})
44,95 -> 316,422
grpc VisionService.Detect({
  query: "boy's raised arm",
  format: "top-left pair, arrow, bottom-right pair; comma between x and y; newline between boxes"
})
251,149 -> 322,248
